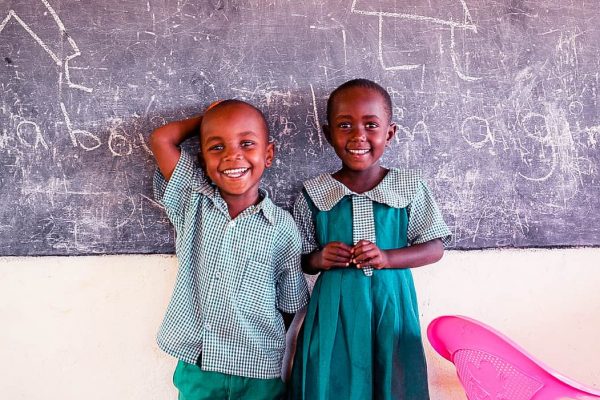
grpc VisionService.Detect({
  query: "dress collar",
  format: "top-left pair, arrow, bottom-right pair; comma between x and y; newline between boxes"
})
304,168 -> 422,211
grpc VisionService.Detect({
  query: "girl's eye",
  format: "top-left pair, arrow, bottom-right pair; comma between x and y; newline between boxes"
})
241,140 -> 255,148
366,122 -> 379,129
338,122 -> 351,129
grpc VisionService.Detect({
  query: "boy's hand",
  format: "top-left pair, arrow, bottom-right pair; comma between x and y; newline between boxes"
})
352,240 -> 390,270
316,242 -> 353,270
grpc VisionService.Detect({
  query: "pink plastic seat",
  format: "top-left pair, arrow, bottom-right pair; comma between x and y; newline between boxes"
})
427,315 -> 600,400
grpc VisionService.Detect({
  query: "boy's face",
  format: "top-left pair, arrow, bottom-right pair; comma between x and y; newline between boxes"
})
200,104 -> 273,203
324,87 -> 395,173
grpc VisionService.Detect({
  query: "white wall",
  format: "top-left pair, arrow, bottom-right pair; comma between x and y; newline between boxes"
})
1,249 -> 599,399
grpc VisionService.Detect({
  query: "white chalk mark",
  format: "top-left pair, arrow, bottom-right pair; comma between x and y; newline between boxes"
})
342,29 -> 347,66
108,118 -> 133,157
350,0 -> 479,78
309,84 -> 323,147
461,115 -> 494,149
60,102 -> 101,151
450,26 -> 481,81
16,120 -> 49,150
1,0 -> 98,152
0,2 -> 93,92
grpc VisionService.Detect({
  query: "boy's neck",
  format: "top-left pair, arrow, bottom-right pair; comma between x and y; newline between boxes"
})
221,190 -> 262,220
333,165 -> 388,194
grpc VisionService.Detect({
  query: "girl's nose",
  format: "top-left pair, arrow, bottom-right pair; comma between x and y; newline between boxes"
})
350,127 -> 367,141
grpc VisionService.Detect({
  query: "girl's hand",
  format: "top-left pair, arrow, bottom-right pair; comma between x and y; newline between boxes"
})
352,240 -> 390,270
316,242 -> 353,271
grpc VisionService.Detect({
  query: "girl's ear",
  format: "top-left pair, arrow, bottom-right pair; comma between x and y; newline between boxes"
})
386,123 -> 397,145
265,142 -> 275,168
323,124 -> 333,145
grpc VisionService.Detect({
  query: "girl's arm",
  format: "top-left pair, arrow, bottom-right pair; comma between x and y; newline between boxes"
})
149,116 -> 202,180
352,238 -> 444,270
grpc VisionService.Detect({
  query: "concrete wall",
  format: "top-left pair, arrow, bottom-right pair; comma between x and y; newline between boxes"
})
1,248 -> 599,399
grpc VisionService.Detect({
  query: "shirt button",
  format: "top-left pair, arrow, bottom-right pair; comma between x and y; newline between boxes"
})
228,221 -> 236,228
214,272 -> 221,279
204,323 -> 211,332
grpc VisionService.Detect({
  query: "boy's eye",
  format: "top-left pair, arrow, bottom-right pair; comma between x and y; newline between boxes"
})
241,140 -> 255,148
208,144 -> 224,151
338,122 -> 351,129
365,122 -> 379,129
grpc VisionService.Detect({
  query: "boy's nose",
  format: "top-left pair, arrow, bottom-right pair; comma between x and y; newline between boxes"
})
223,147 -> 243,160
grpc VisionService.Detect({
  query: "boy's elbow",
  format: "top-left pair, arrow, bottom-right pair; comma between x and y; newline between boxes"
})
428,239 -> 445,264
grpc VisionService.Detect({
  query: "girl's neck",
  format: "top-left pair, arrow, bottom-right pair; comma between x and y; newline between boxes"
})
332,165 -> 388,194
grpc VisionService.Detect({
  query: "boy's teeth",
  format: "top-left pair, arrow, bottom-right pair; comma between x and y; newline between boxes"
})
348,149 -> 369,155
223,168 -> 248,177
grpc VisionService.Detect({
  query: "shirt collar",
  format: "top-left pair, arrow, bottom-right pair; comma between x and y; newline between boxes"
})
204,185 -> 276,225
304,168 -> 422,211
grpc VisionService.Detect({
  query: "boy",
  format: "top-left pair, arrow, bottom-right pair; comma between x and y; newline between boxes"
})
150,100 -> 309,399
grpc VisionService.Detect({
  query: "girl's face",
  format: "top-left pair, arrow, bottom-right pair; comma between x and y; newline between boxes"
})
325,87 -> 395,173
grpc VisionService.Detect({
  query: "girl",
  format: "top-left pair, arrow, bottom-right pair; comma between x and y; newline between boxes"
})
289,79 -> 451,399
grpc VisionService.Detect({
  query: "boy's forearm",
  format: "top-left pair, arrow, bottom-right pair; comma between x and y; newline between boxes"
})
150,116 -> 202,148
383,239 -> 444,269
300,252 -> 321,275
150,116 -> 202,180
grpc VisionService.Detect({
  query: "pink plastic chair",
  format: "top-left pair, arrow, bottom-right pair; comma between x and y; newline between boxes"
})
427,315 -> 600,400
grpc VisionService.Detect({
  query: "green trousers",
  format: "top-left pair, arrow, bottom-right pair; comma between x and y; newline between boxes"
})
173,360 -> 286,400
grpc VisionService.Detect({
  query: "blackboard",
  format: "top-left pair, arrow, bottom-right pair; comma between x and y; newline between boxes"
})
1,0 -> 599,255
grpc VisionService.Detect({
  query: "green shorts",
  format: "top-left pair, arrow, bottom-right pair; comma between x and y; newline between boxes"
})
173,360 -> 286,400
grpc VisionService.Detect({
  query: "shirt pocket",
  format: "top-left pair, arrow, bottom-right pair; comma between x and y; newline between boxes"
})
238,260 -> 277,316
237,260 -> 284,347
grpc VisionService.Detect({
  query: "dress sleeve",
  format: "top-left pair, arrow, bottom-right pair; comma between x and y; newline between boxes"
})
407,180 -> 452,247
274,222 -> 309,313
153,150 -> 206,231
292,192 -> 319,254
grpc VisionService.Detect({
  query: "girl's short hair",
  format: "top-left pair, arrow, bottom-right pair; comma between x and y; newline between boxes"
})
326,78 -> 393,123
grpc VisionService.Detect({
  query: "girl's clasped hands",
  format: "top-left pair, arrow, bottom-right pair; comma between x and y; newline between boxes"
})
317,240 -> 390,271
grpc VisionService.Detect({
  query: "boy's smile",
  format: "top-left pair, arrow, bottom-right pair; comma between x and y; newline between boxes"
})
200,102 -> 273,212
325,86 -> 395,174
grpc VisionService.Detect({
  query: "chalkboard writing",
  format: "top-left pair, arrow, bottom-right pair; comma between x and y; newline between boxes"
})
1,0 -> 599,255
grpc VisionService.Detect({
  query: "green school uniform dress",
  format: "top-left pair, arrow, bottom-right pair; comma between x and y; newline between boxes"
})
289,169 -> 451,400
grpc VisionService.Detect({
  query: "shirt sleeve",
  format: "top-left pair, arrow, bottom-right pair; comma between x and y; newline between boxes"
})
274,222 -> 309,314
152,151 -> 205,231
292,192 -> 319,254
407,180 -> 452,247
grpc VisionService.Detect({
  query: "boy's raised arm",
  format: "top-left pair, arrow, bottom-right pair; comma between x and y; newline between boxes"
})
150,116 -> 202,180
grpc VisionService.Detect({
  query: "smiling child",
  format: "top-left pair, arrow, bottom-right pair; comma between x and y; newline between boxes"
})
150,100 -> 308,400
289,79 -> 452,400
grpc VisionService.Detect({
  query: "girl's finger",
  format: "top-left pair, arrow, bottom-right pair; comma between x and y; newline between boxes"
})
325,254 -> 351,264
353,242 -> 377,258
354,250 -> 379,264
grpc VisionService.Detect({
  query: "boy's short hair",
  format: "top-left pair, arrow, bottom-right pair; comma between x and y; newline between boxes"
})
326,78 -> 393,124
202,99 -> 269,139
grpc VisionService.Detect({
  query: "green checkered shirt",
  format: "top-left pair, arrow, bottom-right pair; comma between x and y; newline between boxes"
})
153,151 -> 309,379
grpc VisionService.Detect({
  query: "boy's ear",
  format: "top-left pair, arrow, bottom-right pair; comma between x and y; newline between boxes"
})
323,124 -> 332,145
386,123 -> 397,145
265,142 -> 275,168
